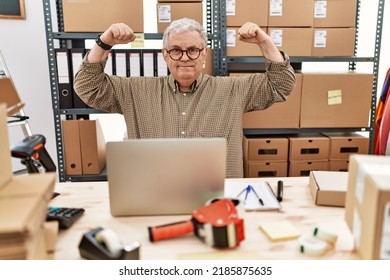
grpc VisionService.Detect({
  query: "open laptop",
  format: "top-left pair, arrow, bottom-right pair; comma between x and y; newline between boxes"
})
106,138 -> 227,216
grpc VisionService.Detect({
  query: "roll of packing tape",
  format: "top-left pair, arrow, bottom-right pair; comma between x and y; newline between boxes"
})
313,227 -> 338,245
95,228 -> 123,258
299,235 -> 328,257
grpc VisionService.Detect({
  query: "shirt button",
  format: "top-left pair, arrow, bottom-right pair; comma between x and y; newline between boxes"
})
183,93 -> 187,96
182,112 -> 186,116
181,131 -> 186,135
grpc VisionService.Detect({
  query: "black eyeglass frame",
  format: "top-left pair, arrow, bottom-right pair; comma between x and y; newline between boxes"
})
165,48 -> 204,61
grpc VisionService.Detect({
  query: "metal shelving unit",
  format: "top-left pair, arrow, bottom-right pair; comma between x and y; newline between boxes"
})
216,0 -> 385,154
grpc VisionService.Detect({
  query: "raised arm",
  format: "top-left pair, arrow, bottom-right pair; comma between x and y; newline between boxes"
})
88,23 -> 137,62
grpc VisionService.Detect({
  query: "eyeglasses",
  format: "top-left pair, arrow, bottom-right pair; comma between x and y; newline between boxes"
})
166,47 -> 204,61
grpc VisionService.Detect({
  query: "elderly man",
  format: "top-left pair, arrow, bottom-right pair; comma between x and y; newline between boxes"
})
74,18 -> 296,178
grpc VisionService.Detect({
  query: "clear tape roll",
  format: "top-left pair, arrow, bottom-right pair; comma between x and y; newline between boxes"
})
313,227 -> 338,245
95,228 -> 123,257
299,235 -> 328,256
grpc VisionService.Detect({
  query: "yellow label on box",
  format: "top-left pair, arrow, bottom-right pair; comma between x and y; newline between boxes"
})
328,90 -> 342,105
131,33 -> 145,48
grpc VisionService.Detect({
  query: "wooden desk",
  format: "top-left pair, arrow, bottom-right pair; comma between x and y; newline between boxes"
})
51,177 -> 357,260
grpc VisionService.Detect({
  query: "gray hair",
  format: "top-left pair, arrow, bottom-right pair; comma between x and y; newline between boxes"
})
162,18 -> 208,49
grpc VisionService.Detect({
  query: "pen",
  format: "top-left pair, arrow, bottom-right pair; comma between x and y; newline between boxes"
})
277,180 -> 283,202
249,185 -> 264,206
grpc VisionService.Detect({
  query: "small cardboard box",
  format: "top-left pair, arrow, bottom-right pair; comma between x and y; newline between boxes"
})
62,120 -> 82,175
345,155 -> 390,231
226,0 -> 268,27
62,0 -> 144,32
289,160 -> 329,177
312,28 -> 356,56
243,73 -> 302,129
246,161 -> 288,178
322,132 -> 369,160
268,0 -> 314,27
355,174 -> 390,259
288,134 -> 330,161
300,72 -> 374,128
243,136 -> 289,162
313,0 -> 357,27
157,2 -> 203,33
268,28 -> 313,56
308,170 -> 348,207
226,27 -> 266,57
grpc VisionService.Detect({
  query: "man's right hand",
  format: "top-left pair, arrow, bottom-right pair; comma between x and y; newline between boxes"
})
100,23 -> 137,46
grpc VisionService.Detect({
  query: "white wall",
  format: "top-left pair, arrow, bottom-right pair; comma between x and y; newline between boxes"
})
0,0 -> 389,176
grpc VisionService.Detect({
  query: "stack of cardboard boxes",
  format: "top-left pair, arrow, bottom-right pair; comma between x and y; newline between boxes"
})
226,0 -> 357,57
243,132 -> 369,178
0,104 -> 57,259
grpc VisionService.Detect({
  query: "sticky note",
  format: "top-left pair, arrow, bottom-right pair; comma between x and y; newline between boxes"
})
259,221 -> 301,241
328,90 -> 342,105
131,33 -> 145,48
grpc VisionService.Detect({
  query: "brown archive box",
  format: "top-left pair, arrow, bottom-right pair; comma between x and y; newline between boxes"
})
313,0 -> 357,28
300,72 -> 373,128
268,0 -> 314,27
322,132 -> 369,160
157,2 -> 203,33
62,0 -> 144,32
312,28 -> 356,56
243,73 -> 302,129
268,28 -> 313,57
79,119 -> 106,175
243,136 -> 289,162
289,160 -> 329,177
0,77 -> 25,116
288,134 -> 330,161
62,119 -> 106,175
355,174 -> 390,260
62,120 -> 82,175
226,0 -> 268,27
246,161 -> 288,178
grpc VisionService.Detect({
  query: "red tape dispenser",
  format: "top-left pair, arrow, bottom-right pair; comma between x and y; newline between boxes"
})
148,198 -> 245,248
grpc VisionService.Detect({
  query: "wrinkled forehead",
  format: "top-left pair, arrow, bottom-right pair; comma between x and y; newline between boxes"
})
166,30 -> 205,48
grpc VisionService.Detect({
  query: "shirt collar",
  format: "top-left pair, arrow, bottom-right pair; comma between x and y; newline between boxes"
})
168,74 -> 204,94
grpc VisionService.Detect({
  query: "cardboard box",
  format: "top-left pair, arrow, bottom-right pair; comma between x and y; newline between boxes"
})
0,104 -> 56,260
268,28 -> 313,56
288,135 -> 330,161
313,0 -> 357,27
268,0 -> 314,27
355,174 -> 390,259
243,73 -> 302,128
79,119 -> 106,175
243,136 -> 289,161
62,0 -> 144,32
329,159 -> 349,172
300,72 -> 373,128
246,161 -> 288,178
226,27 -> 266,56
312,28 -> 356,56
308,170 -> 348,207
345,155 -> 390,232
157,2 -> 203,33
0,77 -> 24,116
226,0 -> 268,27
322,132 -> 369,160
289,160 -> 329,176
